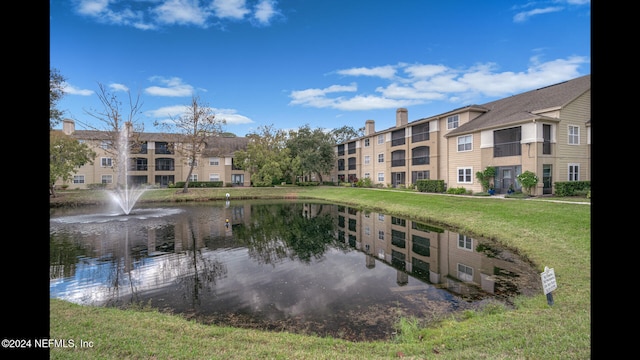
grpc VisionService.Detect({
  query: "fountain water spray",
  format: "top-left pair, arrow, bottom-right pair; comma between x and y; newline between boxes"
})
109,122 -> 146,215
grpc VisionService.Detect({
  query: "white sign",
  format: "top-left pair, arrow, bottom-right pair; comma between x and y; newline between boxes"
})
541,266 -> 557,295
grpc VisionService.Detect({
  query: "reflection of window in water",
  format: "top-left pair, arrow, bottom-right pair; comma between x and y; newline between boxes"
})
412,235 -> 430,257
458,263 -> 474,282
378,214 -> 384,221
458,234 -> 473,250
378,230 -> 384,240
391,217 -> 406,226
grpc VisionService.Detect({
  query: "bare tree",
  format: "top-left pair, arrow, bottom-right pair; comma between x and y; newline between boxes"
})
155,95 -> 226,193
80,83 -> 144,188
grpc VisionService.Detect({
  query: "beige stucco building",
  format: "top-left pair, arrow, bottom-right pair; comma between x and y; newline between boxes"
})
55,120 -> 251,189
334,74 -> 591,195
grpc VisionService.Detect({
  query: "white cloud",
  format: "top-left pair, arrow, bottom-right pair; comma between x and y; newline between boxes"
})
109,83 -> 129,92
62,83 -> 94,96
146,105 -> 253,126
336,66 -> 396,79
253,0 -> 278,25
513,6 -> 563,22
72,0 -> 282,29
211,0 -> 250,19
153,0 -> 209,26
289,56 -> 589,111
145,76 -> 195,97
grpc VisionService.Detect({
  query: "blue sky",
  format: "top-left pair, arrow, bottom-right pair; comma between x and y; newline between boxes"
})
50,0 -> 591,137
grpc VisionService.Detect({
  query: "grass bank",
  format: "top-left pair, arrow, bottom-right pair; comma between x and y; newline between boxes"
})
50,187 -> 590,359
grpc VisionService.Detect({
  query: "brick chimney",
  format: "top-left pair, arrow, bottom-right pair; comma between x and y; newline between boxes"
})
62,119 -> 75,135
396,108 -> 408,127
365,120 -> 375,135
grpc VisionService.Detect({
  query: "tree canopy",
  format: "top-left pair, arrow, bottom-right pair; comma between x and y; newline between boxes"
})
50,68 -> 66,130
50,132 -> 96,197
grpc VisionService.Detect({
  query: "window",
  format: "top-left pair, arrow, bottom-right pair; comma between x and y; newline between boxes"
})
391,129 -> 405,146
568,164 -> 580,181
101,157 -> 113,167
412,235 -> 430,257
447,115 -> 459,129
457,135 -> 472,152
377,172 -> 384,182
391,217 -> 406,226
412,146 -> 429,165
155,142 -> 173,154
156,158 -> 175,171
337,159 -> 345,171
378,230 -> 385,240
458,234 -> 473,250
130,158 -> 148,171
391,150 -> 405,167
412,122 -> 429,142
364,172 -> 370,179
494,127 -> 521,157
411,171 -> 429,184
458,167 -> 472,183
188,159 -> 198,167
377,134 -> 384,144
209,173 -> 221,181
100,141 -> 112,150
457,263 -> 473,282
378,153 -> 384,163
364,138 -> 370,147
189,174 -> 198,182
337,144 -> 345,156
543,124 -> 552,155
101,175 -> 113,184
378,214 -> 385,221
364,155 -> 371,165
568,125 -> 580,145
348,141 -> 356,154
73,175 -> 85,184
209,157 -> 220,166
391,230 -> 406,248
348,157 -> 356,170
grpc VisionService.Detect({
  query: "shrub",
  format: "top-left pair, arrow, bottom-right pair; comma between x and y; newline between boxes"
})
516,171 -> 538,195
446,187 -> 468,195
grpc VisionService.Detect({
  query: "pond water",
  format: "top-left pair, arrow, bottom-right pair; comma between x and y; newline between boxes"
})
49,200 -> 541,342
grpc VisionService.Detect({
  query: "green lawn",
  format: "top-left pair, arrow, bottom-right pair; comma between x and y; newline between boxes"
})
50,186 -> 590,359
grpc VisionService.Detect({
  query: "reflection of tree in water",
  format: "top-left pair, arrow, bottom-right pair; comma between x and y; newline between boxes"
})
233,203 -> 341,265
50,232 -> 90,279
175,219 -> 228,307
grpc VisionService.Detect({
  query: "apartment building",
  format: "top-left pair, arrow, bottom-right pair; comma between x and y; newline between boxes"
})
56,120 -> 251,189
334,74 -> 591,195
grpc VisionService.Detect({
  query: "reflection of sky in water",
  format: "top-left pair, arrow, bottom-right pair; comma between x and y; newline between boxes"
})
50,202 -> 536,340
50,244 -> 446,319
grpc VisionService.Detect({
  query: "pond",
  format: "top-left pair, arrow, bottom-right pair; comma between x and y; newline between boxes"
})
50,200 -> 541,342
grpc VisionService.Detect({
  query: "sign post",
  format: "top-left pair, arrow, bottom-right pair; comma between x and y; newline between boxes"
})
540,266 -> 557,306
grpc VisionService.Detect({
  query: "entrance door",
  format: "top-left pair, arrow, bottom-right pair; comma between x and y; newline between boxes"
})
501,169 -> 513,193
392,172 -> 405,188
231,174 -> 244,186
542,165 -> 552,194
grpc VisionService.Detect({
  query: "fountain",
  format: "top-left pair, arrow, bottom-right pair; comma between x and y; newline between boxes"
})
109,122 -> 146,215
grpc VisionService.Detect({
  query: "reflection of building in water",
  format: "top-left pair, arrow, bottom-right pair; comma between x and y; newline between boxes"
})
335,206 -> 533,297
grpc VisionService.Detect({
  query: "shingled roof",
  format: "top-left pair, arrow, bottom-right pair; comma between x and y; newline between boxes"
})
445,74 -> 590,137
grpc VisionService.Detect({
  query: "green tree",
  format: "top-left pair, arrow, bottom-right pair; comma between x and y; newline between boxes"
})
517,170 -> 539,195
329,125 -> 364,144
233,125 -> 292,186
154,95 -> 225,193
287,125 -> 335,183
50,131 -> 96,197
50,68 -> 66,129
